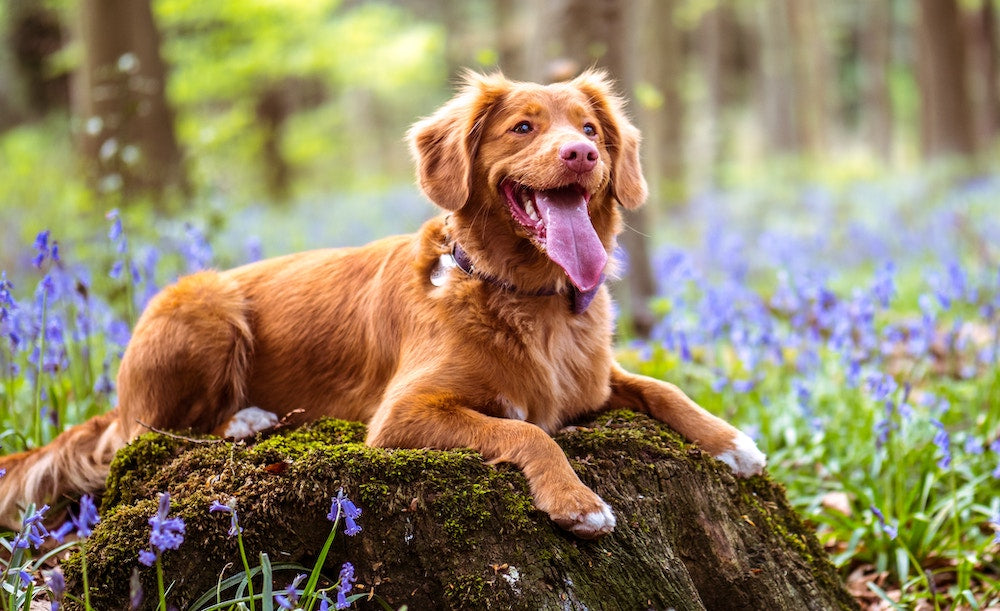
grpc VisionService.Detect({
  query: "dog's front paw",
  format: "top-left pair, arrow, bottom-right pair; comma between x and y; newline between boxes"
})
222,407 -> 279,439
714,430 -> 767,477
545,488 -> 616,539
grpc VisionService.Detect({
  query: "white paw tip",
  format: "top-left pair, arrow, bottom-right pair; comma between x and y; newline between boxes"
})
715,431 -> 767,478
224,407 -> 279,439
571,501 -> 616,539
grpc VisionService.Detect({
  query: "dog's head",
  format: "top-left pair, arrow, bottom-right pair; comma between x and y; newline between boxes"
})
409,70 -> 647,293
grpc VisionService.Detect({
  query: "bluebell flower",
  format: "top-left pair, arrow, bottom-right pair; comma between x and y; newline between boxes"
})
991,507 -> 1000,545
45,567 -> 65,609
182,223 -> 214,272
209,499 -> 242,536
51,494 -> 100,542
328,488 -> 362,536
870,505 -> 898,539
336,562 -> 356,609
13,504 -> 50,549
106,319 -> 131,347
246,236 -> 263,263
866,372 -> 897,403
139,492 -> 185,566
930,419 -> 952,469
964,436 -> 985,456
32,230 -> 59,269
274,573 -> 306,609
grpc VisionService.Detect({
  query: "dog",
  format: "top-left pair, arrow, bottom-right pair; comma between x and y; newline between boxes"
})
0,70 -> 764,539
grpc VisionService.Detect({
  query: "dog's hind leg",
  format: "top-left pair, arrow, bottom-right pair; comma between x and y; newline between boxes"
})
116,270 -> 255,439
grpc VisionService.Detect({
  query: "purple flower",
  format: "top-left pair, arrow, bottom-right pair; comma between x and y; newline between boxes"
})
107,209 -> 123,242
181,223 -> 214,272
32,230 -> 59,269
930,419 -> 952,469
51,494 -> 100,542
139,492 -> 185,566
964,436 -> 985,456
866,372 -> 897,403
328,489 -> 362,536
209,499 -> 242,536
13,504 -> 50,549
45,567 -> 65,608
336,562 -> 356,609
274,573 -> 306,609
870,505 -> 897,539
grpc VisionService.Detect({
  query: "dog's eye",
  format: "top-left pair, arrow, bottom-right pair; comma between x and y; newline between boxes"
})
511,121 -> 533,135
582,123 -> 597,137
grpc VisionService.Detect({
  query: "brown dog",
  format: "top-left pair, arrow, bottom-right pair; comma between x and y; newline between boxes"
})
0,71 -> 764,538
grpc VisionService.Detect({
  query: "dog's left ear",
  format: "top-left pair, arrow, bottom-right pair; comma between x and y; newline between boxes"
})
408,71 -> 508,211
571,70 -> 648,210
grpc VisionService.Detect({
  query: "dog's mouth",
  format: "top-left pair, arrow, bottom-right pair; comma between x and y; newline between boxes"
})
501,179 -> 608,292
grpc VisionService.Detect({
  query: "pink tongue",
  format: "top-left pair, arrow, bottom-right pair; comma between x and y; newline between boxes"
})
534,188 -> 608,292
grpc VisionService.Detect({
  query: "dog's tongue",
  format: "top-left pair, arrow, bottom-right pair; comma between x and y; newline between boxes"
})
535,188 -> 607,292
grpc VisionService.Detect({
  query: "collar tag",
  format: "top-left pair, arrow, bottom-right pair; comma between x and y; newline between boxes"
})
430,253 -> 458,287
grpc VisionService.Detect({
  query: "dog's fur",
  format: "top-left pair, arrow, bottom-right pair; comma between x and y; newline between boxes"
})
0,71 -> 764,538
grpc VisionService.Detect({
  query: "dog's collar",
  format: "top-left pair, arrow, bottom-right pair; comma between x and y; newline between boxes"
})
433,241 -> 602,315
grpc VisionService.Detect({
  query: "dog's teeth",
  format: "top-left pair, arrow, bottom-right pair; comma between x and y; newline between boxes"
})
526,201 -> 539,222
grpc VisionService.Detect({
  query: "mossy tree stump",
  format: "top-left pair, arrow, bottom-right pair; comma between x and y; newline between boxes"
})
63,410 -> 856,610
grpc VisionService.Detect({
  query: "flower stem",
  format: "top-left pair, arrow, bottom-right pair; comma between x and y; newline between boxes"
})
156,557 -> 167,611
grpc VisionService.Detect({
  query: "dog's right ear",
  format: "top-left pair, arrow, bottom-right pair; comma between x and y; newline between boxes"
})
408,72 -> 508,211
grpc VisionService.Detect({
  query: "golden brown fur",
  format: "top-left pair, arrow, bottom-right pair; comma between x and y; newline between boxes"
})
0,71 -> 764,537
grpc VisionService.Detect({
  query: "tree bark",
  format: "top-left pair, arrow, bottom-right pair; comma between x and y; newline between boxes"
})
964,0 -> 1000,148
696,1 -> 750,187
915,0 -> 977,158
73,0 -> 188,201
860,0 -> 894,162
63,412 -> 856,610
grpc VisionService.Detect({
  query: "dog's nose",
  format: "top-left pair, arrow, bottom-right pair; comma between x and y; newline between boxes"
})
559,141 -> 599,173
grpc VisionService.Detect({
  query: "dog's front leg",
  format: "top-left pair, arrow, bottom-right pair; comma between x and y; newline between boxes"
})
606,363 -> 766,477
366,392 -> 616,539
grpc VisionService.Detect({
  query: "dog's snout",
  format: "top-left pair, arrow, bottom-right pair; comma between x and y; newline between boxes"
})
559,141 -> 599,173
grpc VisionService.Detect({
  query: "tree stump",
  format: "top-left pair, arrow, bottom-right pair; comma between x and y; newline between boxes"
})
62,410 -> 856,610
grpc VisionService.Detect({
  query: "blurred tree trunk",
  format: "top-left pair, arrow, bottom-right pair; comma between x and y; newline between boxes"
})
786,0 -> 832,157
755,0 -> 799,153
637,0 -> 685,205
542,0 -> 657,339
73,0 -> 188,202
696,1 -> 750,186
755,0 -> 833,157
964,0 -> 1000,148
915,0 -> 976,158
494,0 -> 527,79
860,0 -> 894,162
6,0 -> 68,123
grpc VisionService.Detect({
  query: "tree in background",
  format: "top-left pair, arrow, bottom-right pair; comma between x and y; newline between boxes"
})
915,0 -> 976,159
1,0 -> 68,130
74,0 -> 187,201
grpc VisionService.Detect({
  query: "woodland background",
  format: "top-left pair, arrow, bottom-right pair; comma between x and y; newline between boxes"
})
2,1 -> 1000,608
1,0 -> 998,332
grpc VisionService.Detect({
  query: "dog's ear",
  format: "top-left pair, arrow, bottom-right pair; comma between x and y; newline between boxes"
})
408,72 -> 508,211
571,70 -> 648,210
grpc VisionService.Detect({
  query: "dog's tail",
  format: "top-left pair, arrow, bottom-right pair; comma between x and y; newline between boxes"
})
0,409 -> 125,530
